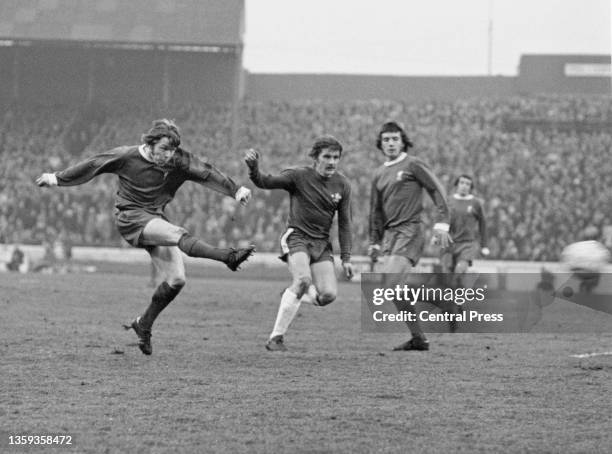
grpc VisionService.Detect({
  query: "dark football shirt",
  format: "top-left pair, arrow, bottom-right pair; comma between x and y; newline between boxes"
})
369,153 -> 449,245
54,145 -> 239,215
448,194 -> 487,246
249,165 -> 352,261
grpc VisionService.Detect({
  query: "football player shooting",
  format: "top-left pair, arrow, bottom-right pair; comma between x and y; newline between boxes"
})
245,136 -> 354,352
369,121 -> 451,351
36,119 -> 255,355
440,174 -> 489,288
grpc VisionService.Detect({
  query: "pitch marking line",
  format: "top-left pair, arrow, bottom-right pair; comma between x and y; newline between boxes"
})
570,351 -> 612,359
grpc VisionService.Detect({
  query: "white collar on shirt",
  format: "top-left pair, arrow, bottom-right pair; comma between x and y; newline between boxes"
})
139,144 -> 154,162
453,193 -> 474,200
383,152 -> 407,167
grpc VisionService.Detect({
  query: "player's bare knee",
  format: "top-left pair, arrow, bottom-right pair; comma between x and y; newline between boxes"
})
317,291 -> 336,306
293,276 -> 312,298
168,274 -> 186,289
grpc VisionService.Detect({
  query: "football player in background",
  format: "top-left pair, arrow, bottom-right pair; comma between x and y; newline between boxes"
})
440,174 -> 489,287
561,225 -> 610,293
245,136 -> 354,351
36,119 -> 255,355
369,121 -> 451,351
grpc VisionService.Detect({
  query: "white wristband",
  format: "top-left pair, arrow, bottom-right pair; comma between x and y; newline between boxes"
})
47,173 -> 58,186
433,223 -> 450,232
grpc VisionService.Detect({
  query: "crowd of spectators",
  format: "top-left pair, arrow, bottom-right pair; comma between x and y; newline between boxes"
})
1,94 -> 611,262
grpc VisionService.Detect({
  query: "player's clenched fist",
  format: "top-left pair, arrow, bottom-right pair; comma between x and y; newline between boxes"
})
35,173 -> 58,187
244,149 -> 260,169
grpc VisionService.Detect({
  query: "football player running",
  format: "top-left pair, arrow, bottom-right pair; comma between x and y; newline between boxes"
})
369,121 -> 451,351
36,119 -> 255,355
245,136 -> 353,351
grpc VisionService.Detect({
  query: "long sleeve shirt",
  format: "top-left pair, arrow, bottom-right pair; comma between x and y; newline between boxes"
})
249,165 -> 352,261
369,153 -> 449,245
448,194 -> 487,246
55,145 -> 239,215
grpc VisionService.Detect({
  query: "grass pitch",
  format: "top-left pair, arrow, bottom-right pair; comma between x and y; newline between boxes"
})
2,270 -> 611,453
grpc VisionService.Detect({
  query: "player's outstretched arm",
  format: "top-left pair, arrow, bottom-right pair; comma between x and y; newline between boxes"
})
244,148 -> 294,190
185,151 -> 250,205
37,150 -> 127,188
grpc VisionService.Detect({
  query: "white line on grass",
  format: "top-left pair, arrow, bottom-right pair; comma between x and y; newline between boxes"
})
570,351 -> 612,358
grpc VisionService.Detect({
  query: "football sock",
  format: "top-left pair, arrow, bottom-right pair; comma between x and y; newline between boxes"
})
178,233 -> 229,262
140,281 -> 183,329
270,288 -> 301,338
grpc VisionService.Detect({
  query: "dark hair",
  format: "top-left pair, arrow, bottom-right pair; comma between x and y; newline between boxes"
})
454,174 -> 474,191
376,121 -> 413,152
141,119 -> 181,148
308,135 -> 343,159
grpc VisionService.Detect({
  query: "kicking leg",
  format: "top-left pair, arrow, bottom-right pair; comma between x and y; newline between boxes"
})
142,218 -> 254,271
266,251 -> 311,351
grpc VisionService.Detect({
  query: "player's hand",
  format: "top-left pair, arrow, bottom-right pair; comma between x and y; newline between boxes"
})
244,149 -> 260,169
367,244 -> 381,263
35,173 -> 58,187
431,231 -> 452,249
235,186 -> 252,206
481,247 -> 490,257
432,223 -> 452,249
342,261 -> 354,280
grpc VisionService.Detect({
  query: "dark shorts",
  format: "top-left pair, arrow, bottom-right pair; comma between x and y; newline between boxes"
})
279,228 -> 333,264
382,223 -> 424,266
440,241 -> 479,270
114,209 -> 167,248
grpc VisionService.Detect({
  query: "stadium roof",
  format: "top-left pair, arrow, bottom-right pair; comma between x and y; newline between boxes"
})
0,0 -> 244,47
